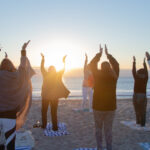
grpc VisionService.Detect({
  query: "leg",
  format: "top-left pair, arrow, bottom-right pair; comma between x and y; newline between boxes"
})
93,110 -> 104,150
104,111 -> 115,150
41,99 -> 49,128
0,145 -> 4,150
88,87 -> 93,112
81,87 -> 88,109
50,99 -> 59,131
140,97 -> 147,127
133,95 -> 140,124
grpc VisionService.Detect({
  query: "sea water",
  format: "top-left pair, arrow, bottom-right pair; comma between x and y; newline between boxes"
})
31,69 -> 150,100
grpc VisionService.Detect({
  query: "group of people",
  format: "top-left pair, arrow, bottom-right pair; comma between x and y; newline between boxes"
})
0,41 -> 149,150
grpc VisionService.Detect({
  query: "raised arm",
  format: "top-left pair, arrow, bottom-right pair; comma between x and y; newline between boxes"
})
132,56 -> 136,79
58,55 -> 67,77
89,44 -> 103,76
84,53 -> 88,73
105,45 -> 119,78
146,51 -> 150,68
143,58 -> 148,79
19,40 -> 30,69
40,53 -> 47,76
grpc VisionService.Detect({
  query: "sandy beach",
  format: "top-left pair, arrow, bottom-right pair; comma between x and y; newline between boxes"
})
23,99 -> 150,150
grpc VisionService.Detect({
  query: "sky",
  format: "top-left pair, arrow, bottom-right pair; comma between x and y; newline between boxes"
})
0,0 -> 150,71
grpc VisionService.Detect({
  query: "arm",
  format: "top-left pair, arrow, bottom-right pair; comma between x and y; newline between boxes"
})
40,53 -> 47,76
58,55 -> 67,77
146,52 -> 150,68
18,41 -> 35,80
89,44 -> 103,76
19,41 -> 31,69
105,45 -> 119,78
143,58 -> 148,79
84,53 -> 88,73
132,56 -> 136,79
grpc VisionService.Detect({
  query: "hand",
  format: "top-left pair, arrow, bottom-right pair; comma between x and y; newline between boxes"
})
99,44 -> 103,55
5,52 -> 8,58
105,44 -> 109,56
22,40 -> 30,51
146,51 -> 150,60
41,53 -> 44,58
143,58 -> 146,64
21,40 -> 30,56
85,53 -> 88,61
133,56 -> 136,62
63,55 -> 67,63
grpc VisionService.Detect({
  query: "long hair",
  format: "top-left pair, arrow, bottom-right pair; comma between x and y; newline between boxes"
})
0,58 -> 16,72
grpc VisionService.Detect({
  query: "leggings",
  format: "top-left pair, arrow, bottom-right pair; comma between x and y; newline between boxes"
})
93,110 -> 115,150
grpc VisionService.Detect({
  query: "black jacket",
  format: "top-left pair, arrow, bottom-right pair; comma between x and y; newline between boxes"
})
89,54 -> 119,111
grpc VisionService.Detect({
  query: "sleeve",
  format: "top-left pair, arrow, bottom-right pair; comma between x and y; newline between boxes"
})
132,61 -> 136,79
41,57 -> 47,76
144,61 -> 148,79
18,56 -> 35,81
84,58 -> 88,74
107,54 -> 120,78
147,60 -> 150,68
89,53 -> 101,77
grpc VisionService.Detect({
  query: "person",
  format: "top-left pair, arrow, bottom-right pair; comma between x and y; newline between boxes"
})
132,56 -> 148,127
89,44 -> 119,150
41,53 -> 70,131
0,41 -> 35,150
81,53 -> 94,112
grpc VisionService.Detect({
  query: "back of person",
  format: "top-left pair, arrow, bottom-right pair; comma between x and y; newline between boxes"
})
132,57 -> 148,94
134,74 -> 148,94
93,70 -> 118,111
42,73 -> 57,99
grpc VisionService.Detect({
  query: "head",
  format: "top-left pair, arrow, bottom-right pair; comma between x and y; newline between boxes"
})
137,68 -> 146,78
48,66 -> 56,74
101,61 -> 111,72
0,58 -> 16,72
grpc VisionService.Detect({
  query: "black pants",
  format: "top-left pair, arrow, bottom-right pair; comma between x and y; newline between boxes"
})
41,99 -> 58,130
133,93 -> 147,126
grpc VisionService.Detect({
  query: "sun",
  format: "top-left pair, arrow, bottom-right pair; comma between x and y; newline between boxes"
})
38,38 -> 84,71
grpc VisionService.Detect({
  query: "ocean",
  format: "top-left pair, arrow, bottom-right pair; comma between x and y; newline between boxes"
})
32,69 -> 150,100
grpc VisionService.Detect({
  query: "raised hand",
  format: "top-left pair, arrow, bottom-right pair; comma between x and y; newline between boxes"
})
99,44 -> 103,55
85,53 -> 88,61
143,58 -> 146,64
146,52 -> 150,60
63,55 -> 67,63
41,53 -> 44,58
133,56 -> 136,62
22,40 -> 30,51
21,40 -> 30,56
5,52 -> 8,58
105,44 -> 109,56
